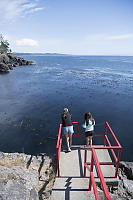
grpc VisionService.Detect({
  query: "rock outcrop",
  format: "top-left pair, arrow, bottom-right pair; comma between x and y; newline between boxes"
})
0,152 -> 56,200
102,161 -> 133,199
117,161 -> 133,199
0,152 -> 133,200
0,53 -> 35,73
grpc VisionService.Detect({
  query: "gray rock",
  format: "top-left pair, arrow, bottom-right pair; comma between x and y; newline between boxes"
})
0,63 -> 10,73
13,62 -> 20,67
0,152 -> 56,200
0,165 -> 39,200
119,161 -> 133,180
0,53 -> 35,73
30,189 -> 39,200
0,180 -> 39,200
117,162 -> 133,199
123,179 -> 133,197
7,64 -> 13,70
0,166 -> 39,189
0,54 -> 9,64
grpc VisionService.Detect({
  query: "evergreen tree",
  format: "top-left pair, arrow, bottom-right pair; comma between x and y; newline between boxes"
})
0,34 -> 11,54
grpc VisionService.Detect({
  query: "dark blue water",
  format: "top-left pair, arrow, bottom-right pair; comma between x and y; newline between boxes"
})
0,55 -> 133,161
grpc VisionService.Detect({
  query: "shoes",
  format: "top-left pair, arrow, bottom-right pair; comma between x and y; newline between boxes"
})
67,147 -> 71,152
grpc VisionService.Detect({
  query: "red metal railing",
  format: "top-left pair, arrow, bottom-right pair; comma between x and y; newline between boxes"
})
56,121 -> 122,199
84,122 -> 122,179
56,122 -> 80,177
84,121 -> 122,199
56,123 -> 62,177
104,121 -> 122,178
84,148 -> 112,200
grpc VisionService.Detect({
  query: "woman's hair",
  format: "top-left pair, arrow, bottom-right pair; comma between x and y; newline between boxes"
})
84,112 -> 94,126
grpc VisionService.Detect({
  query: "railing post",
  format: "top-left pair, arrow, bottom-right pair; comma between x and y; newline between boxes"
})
88,151 -> 94,191
115,148 -> 122,178
56,123 -> 62,178
56,147 -> 60,177
78,122 -> 80,137
104,122 -> 107,146
84,149 -> 87,177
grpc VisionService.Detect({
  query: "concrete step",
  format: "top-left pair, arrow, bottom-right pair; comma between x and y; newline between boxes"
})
50,145 -> 119,200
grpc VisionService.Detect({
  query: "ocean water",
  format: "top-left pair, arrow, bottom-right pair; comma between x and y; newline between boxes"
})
0,55 -> 133,161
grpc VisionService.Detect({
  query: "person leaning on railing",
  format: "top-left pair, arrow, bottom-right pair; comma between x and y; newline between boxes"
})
82,112 -> 95,146
61,108 -> 74,152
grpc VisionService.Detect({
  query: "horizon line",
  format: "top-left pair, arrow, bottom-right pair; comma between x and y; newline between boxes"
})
13,52 -> 133,56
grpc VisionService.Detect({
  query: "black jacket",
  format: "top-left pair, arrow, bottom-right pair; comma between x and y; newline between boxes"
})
61,112 -> 72,127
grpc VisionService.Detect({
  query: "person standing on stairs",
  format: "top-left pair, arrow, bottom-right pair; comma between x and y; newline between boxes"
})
83,112 -> 95,146
61,108 -> 74,152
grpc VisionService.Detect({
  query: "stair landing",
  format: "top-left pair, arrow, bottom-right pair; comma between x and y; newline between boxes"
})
49,145 -> 119,200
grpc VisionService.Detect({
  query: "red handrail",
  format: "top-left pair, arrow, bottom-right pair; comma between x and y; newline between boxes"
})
56,121 -> 122,199
105,135 -> 118,162
56,122 -> 81,177
105,122 -> 121,147
84,148 -> 112,199
56,124 -> 62,177
104,122 -> 122,177
56,124 -> 62,149
92,148 -> 112,200
83,121 -> 122,199
90,172 -> 99,200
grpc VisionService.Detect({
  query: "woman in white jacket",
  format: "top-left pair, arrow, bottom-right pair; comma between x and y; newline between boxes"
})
82,112 -> 95,146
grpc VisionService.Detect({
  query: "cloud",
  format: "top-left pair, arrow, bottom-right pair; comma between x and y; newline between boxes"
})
0,0 -> 44,21
26,7 -> 44,14
16,38 -> 39,47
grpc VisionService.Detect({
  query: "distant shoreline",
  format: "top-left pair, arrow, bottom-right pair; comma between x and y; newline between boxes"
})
13,52 -> 133,57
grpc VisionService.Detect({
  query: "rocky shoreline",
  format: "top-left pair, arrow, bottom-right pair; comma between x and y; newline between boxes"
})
0,53 -> 35,73
0,152 -> 56,200
117,162 -> 133,199
0,151 -> 132,200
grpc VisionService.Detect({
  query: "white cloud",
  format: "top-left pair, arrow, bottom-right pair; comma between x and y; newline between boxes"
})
22,3 -> 36,9
26,7 -> 44,14
16,38 -> 39,47
0,0 -> 44,21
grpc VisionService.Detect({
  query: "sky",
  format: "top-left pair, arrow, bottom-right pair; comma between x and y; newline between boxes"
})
0,0 -> 133,55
